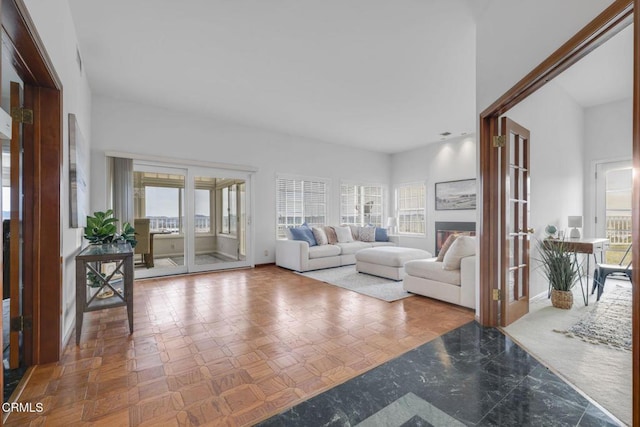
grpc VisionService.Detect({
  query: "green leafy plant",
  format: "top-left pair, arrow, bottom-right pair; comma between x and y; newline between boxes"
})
83,210 -> 137,247
120,222 -> 138,248
537,238 -> 579,291
84,210 -> 119,244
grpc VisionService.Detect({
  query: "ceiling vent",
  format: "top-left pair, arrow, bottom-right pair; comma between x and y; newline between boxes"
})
439,131 -> 451,137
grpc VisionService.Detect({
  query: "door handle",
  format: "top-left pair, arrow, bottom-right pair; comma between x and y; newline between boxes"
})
519,228 -> 535,234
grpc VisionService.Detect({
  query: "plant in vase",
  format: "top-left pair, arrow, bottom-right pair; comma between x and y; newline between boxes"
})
83,210 -> 137,287
537,238 -> 579,309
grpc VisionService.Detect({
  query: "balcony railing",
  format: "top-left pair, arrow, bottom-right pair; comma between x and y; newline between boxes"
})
606,215 -> 631,244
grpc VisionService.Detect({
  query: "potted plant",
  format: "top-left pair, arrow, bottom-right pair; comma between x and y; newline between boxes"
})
83,209 -> 137,248
83,210 -> 137,287
537,238 -> 579,309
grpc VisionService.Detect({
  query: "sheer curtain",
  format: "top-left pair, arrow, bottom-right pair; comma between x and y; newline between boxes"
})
110,156 -> 134,230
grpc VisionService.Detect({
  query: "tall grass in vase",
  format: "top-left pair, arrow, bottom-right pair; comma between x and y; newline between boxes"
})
538,238 -> 579,309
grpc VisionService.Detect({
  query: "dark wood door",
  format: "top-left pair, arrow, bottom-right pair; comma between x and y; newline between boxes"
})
8,81 -> 23,369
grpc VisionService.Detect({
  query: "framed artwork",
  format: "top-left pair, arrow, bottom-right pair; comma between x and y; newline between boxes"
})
435,179 -> 477,210
69,113 -> 88,228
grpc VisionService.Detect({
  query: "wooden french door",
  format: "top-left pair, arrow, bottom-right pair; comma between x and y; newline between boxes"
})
500,117 -> 531,326
7,81 -> 24,369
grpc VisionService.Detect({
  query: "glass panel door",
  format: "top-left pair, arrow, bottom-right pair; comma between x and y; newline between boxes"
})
189,167 -> 251,272
595,160 -> 632,264
133,163 -> 188,278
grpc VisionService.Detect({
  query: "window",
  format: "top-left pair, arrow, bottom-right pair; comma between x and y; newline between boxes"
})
134,171 -> 185,233
221,184 -> 238,235
276,176 -> 328,238
194,188 -> 211,233
340,183 -> 384,226
144,186 -> 183,232
396,183 -> 426,234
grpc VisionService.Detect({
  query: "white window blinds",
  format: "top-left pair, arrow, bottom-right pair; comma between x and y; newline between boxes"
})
276,177 -> 327,238
340,184 -> 384,226
396,183 -> 426,234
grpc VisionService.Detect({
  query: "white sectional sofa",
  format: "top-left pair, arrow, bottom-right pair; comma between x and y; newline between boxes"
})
276,224 -> 395,272
403,235 -> 476,309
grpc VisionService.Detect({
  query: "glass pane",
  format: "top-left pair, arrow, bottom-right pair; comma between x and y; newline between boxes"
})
605,167 -> 632,263
194,177 -> 245,265
133,171 -> 185,269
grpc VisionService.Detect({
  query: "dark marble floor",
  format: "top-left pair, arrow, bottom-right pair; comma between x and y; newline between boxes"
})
260,321 -> 623,426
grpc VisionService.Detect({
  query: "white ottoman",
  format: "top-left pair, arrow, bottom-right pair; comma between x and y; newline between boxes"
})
355,247 -> 433,281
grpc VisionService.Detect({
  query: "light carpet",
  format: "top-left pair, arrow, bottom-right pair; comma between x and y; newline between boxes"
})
554,285 -> 631,351
298,265 -> 413,302
503,278 -> 632,426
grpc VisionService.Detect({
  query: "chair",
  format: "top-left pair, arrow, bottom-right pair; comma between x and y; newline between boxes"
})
591,244 -> 632,301
133,218 -> 151,268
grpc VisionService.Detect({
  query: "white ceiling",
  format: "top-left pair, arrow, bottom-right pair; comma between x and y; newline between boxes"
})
554,24 -> 633,108
66,1 -> 631,154
67,0 -> 478,154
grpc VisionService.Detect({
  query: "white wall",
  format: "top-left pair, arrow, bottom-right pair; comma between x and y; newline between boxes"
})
583,97 -> 633,236
507,82 -> 585,298
90,96 -> 391,265
390,135 -> 476,254
23,0 -> 93,348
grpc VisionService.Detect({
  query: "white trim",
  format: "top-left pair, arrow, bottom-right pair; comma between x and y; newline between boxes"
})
105,150 -> 259,173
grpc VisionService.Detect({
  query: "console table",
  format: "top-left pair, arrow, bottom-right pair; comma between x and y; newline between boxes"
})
75,243 -> 134,344
546,237 -> 609,305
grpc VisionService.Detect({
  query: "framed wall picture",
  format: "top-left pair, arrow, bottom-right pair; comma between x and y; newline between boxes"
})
435,179 -> 477,210
69,113 -> 88,228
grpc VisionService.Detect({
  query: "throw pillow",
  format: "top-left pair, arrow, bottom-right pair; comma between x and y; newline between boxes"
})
359,226 -> 376,242
347,224 -> 360,241
289,226 -> 317,246
312,227 -> 328,245
335,226 -> 354,243
375,227 -> 389,242
436,234 -> 459,262
442,235 -> 476,270
324,226 -> 338,244
284,227 -> 294,240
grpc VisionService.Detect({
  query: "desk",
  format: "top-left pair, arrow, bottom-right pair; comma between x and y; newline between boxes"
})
75,243 -> 134,344
546,237 -> 609,305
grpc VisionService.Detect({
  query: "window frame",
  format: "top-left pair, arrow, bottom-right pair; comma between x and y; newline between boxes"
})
339,181 -> 386,227
394,181 -> 427,236
275,174 -> 330,239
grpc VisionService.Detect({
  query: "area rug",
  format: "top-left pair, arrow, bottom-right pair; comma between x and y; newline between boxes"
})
554,285 -> 632,351
298,266 -> 413,302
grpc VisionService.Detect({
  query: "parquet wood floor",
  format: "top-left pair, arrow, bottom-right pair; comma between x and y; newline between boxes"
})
4,265 -> 474,426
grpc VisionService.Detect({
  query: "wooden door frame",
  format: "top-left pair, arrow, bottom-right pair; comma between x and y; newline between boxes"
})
0,0 -> 62,375
478,0 -> 637,424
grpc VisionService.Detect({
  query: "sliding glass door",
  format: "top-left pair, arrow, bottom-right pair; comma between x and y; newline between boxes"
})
133,163 -> 188,278
189,167 -> 250,273
132,161 -> 252,278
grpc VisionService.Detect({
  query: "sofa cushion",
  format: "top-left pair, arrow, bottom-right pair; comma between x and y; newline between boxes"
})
308,244 -> 341,259
335,226 -> 354,243
324,226 -> 338,244
375,227 -> 389,242
370,241 -> 396,247
442,236 -> 476,270
356,247 -> 432,267
359,226 -> 376,242
405,259 -> 461,286
347,224 -> 360,241
335,241 -> 369,254
312,227 -> 328,245
436,233 -> 459,262
289,226 -> 317,246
